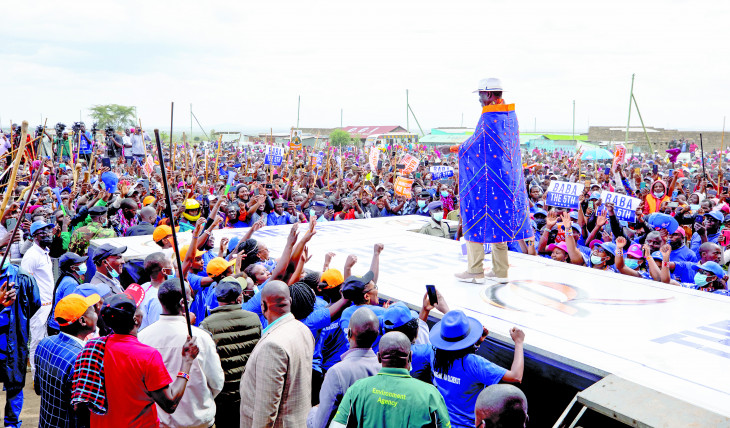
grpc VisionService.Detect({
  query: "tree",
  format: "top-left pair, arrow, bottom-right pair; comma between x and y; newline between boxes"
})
329,129 -> 351,149
88,104 -> 136,131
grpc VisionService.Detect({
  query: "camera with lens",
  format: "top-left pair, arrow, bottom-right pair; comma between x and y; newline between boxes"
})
105,126 -> 115,138
54,123 -> 66,138
72,122 -> 83,133
35,125 -> 45,138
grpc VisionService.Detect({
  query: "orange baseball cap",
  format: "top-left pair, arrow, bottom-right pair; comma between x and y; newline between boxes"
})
55,294 -> 101,326
180,244 -> 205,259
321,269 -> 344,289
206,257 -> 236,277
142,196 -> 156,206
153,225 -> 172,242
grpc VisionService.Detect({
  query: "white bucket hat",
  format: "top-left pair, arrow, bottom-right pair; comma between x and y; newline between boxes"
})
473,77 -> 504,93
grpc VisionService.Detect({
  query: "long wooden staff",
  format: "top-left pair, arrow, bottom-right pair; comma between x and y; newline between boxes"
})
0,162 -> 43,268
0,121 -> 29,217
153,116 -> 193,335
183,132 -> 189,172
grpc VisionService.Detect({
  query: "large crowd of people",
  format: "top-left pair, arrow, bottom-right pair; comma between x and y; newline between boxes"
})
0,82 -> 727,427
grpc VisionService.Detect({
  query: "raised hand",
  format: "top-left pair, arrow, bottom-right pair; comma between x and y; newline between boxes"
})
615,236 -> 627,249
660,243 -> 672,260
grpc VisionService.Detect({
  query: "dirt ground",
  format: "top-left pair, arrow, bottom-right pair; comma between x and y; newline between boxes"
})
0,381 -> 40,426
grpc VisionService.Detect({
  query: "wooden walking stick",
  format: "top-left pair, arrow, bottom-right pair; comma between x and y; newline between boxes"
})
0,162 -> 43,268
0,121 -> 29,217
153,113 -> 193,336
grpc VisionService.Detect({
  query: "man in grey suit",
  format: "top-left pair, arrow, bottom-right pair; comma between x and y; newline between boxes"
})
240,280 -> 315,427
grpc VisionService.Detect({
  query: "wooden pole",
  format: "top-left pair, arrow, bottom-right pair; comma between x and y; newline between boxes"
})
183,132 -> 189,173
153,126 -> 193,337
214,134 -> 223,184
0,121 -> 29,217
0,164 -> 43,268
720,117 -> 726,172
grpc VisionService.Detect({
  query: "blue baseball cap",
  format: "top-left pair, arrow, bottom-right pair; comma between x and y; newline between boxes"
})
650,251 -> 663,261
570,223 -> 581,233
533,209 -> 548,218
569,211 -> 579,220
703,211 -> 724,223
598,242 -> 617,256
30,221 -> 54,236
382,302 -> 418,330
589,192 -> 601,200
646,213 -> 679,234
692,261 -> 725,279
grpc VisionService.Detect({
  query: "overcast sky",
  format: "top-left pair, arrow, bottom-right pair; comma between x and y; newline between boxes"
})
2,0 -> 728,135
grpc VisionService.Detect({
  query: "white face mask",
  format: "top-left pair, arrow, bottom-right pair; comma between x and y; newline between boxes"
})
654,191 -> 664,198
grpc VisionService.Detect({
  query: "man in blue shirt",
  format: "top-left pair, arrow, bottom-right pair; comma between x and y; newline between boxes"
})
267,199 -> 298,226
691,211 -> 722,257
35,293 -> 99,428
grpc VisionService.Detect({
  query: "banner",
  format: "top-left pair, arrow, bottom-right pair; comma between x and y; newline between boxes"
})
611,144 -> 626,173
369,147 -> 379,172
601,190 -> 641,222
430,165 -> 454,180
290,130 -> 302,150
546,181 -> 584,210
398,154 -> 420,175
316,151 -> 326,168
143,154 -> 154,177
394,176 -> 414,199
264,146 -> 284,166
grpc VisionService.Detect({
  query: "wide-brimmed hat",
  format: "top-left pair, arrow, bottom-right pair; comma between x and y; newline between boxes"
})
430,310 -> 483,351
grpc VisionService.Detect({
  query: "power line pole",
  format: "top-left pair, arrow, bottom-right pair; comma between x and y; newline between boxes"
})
624,74 -> 635,145
406,90 -> 410,132
572,100 -> 575,141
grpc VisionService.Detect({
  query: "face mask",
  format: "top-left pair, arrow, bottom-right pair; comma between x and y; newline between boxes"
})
694,272 -> 709,287
653,191 -> 664,199
433,212 -> 444,222
106,262 -> 119,279
167,274 -> 176,281
309,209 -> 316,217
624,259 -> 639,269
417,200 -> 426,208
76,264 -> 87,275
441,191 -> 449,197
590,255 -> 604,265
534,219 -> 547,230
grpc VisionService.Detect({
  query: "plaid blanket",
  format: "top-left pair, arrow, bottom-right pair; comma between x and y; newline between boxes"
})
71,336 -> 109,415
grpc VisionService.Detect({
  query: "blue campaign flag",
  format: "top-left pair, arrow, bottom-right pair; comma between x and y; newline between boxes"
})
226,171 -> 236,187
600,190 -> 641,222
317,151 -> 325,168
545,181 -> 584,210
430,165 -> 454,180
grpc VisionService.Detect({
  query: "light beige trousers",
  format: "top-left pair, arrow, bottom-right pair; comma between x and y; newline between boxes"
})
466,241 -> 509,277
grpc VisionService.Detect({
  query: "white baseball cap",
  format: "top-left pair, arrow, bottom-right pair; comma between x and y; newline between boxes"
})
473,77 -> 504,93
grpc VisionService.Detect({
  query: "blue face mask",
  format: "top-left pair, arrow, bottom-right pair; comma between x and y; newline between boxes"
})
106,262 -> 119,279
433,212 -> 444,222
76,264 -> 87,276
167,274 -> 176,281
590,255 -> 604,265
624,259 -> 639,269
309,209 -> 316,217
441,191 -> 449,198
694,272 -> 709,286
417,200 -> 426,208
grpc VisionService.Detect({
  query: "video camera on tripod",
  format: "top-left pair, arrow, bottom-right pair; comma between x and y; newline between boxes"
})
71,122 -> 84,133
54,123 -> 67,139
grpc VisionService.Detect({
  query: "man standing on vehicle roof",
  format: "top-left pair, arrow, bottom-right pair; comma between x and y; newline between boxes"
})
437,78 -> 531,284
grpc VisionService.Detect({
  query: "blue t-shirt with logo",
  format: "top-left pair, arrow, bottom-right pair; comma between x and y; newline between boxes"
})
431,353 -> 507,427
